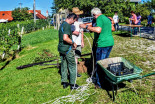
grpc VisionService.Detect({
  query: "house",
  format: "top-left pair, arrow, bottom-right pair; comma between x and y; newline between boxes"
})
0,10 -> 46,22
28,10 -> 46,19
0,11 -> 13,22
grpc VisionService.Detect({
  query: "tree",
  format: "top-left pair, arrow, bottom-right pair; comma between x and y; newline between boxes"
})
51,0 -> 131,17
52,0 -> 152,22
52,0 -> 99,16
12,7 -> 32,21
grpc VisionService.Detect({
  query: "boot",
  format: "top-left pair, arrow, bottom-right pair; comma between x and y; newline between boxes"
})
61,82 -> 69,89
70,84 -> 79,90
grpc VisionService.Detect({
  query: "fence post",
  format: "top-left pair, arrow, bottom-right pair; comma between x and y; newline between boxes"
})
2,32 -> 5,59
17,24 -> 19,28
49,20 -> 50,28
2,51 -> 5,60
17,24 -> 21,51
21,27 -> 24,35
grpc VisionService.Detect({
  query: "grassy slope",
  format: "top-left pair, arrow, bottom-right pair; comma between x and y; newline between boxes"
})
0,29 -> 154,104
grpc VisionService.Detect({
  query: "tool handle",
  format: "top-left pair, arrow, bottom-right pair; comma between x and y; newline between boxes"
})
141,72 -> 155,78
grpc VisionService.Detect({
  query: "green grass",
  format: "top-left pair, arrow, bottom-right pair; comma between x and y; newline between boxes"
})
0,28 -> 154,104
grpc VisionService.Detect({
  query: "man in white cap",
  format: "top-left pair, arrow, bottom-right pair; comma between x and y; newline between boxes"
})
71,7 -> 84,77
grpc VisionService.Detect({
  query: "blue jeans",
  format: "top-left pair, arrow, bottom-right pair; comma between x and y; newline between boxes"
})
95,46 -> 113,87
148,21 -> 152,25
114,23 -> 119,31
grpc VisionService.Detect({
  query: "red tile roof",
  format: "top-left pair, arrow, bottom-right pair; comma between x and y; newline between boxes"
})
0,10 -> 46,21
28,10 -> 46,19
36,13 -> 46,19
28,10 -> 41,14
28,10 -> 47,19
0,11 -> 13,21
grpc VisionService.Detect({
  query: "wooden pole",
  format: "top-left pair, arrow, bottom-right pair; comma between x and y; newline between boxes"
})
33,0 -> 36,23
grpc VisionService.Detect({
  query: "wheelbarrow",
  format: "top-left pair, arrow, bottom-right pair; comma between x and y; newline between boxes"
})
97,57 -> 155,101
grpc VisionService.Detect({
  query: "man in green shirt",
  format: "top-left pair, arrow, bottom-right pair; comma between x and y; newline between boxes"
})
58,13 -> 79,90
80,8 -> 114,88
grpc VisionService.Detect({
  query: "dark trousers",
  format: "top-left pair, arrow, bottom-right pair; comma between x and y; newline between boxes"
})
114,23 -> 119,31
60,50 -> 76,84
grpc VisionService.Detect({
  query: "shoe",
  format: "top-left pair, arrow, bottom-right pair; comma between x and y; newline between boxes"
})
77,73 -> 81,77
61,82 -> 69,89
70,84 -> 79,90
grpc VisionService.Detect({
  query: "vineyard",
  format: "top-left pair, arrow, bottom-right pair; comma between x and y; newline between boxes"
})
0,19 -> 50,61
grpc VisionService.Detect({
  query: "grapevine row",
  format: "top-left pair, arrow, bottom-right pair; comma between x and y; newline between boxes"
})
0,19 -> 50,61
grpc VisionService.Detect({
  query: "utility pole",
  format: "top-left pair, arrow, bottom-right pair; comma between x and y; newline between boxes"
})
19,3 -> 22,10
33,0 -> 36,23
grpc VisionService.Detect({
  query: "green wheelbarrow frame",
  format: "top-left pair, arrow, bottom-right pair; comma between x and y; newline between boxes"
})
97,57 -> 155,101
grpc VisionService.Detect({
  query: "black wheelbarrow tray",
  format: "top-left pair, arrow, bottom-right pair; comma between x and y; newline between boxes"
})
97,57 -> 155,101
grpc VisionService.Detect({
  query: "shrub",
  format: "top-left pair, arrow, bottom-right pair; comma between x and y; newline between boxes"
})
0,19 -> 50,61
124,17 -> 129,24
105,13 -> 114,18
151,22 -> 155,27
153,14 -> 155,22
141,20 -> 147,26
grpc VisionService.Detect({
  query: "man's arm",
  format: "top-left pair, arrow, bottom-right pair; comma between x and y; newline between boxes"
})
118,16 -> 119,23
80,24 -> 102,33
81,31 -> 84,48
63,34 -> 77,49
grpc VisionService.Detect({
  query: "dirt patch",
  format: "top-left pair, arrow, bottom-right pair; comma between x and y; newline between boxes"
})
77,61 -> 87,73
77,58 -> 93,74
26,45 -> 37,50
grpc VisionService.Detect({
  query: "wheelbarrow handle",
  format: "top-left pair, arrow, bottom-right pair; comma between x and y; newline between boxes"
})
141,72 -> 155,79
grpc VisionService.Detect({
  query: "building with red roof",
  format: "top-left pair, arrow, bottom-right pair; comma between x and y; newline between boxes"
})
0,10 -> 46,22
0,11 -> 13,21
28,10 -> 46,19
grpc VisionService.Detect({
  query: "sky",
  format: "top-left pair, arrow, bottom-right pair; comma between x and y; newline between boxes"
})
0,0 -> 151,16
0,0 -> 54,16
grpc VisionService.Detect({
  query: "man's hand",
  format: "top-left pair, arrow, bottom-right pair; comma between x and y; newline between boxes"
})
72,42 -> 77,50
80,23 -> 102,33
80,24 -> 86,28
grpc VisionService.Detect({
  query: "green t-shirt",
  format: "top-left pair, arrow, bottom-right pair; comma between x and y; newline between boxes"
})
94,15 -> 114,47
58,21 -> 72,54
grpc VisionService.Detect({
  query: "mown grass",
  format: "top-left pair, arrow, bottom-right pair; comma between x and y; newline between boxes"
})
0,28 -> 154,104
